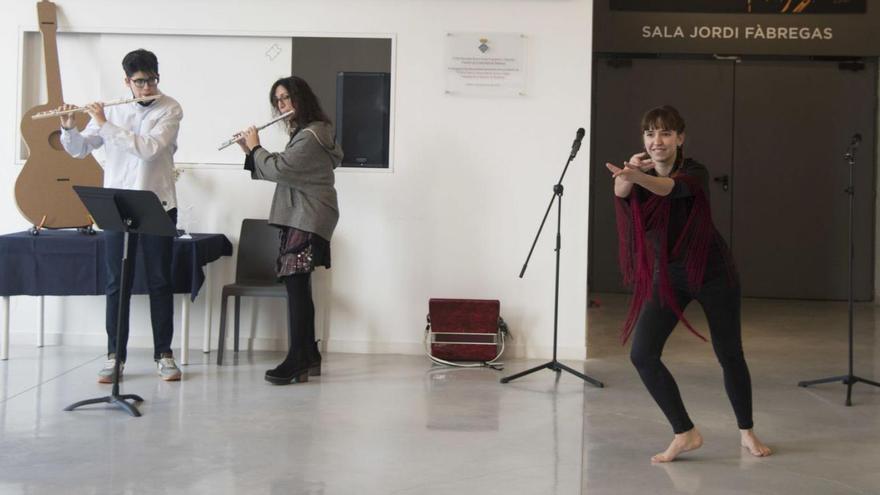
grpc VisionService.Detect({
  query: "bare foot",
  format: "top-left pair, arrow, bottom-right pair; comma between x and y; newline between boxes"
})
740,429 -> 772,457
652,427 -> 703,463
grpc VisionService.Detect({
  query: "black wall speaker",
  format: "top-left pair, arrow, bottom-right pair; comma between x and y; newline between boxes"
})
336,72 -> 391,168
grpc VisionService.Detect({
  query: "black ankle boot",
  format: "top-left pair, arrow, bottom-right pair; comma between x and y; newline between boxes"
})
265,353 -> 309,385
308,341 -> 322,377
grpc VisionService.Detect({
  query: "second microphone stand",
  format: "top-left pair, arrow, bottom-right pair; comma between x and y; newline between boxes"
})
797,135 -> 879,406
500,131 -> 603,387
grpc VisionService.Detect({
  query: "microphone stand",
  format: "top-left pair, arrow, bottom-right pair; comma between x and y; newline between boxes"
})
797,135 -> 879,406
500,130 -> 603,387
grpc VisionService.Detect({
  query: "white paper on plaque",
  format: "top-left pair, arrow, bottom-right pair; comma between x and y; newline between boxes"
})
445,32 -> 527,96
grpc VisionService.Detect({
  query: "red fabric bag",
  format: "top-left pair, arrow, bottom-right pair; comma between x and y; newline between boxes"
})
425,299 -> 508,366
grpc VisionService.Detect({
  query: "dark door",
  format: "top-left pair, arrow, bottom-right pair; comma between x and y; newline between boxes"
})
731,60 -> 877,300
590,57 -> 735,293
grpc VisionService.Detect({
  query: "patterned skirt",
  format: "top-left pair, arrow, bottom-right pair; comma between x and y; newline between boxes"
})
276,226 -> 331,278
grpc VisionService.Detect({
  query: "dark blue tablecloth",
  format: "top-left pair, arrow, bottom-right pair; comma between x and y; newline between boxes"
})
0,231 -> 232,301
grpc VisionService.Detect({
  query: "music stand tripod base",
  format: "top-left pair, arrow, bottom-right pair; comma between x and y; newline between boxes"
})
64,391 -> 144,417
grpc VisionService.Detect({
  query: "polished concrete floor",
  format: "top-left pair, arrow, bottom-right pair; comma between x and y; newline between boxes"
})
583,294 -> 880,495
0,348 -> 585,495
0,296 -> 879,494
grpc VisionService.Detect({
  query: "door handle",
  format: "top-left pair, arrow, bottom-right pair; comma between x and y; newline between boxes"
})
713,175 -> 729,192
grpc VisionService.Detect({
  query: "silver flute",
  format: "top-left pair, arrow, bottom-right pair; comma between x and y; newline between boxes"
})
30,95 -> 162,119
217,110 -> 295,150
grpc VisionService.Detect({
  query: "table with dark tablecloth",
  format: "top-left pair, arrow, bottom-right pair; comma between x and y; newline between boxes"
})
0,230 -> 233,361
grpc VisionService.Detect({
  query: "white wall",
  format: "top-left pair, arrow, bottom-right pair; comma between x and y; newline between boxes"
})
0,0 -> 594,360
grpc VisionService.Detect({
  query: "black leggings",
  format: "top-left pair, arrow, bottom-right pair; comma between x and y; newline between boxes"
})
630,269 -> 753,434
284,273 -> 315,355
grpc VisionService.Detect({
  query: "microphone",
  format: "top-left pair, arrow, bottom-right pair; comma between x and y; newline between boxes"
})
850,133 -> 862,149
845,133 -> 862,160
570,127 -> 586,159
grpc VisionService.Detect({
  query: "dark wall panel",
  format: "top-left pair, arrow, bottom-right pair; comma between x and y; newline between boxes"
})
732,59 -> 876,300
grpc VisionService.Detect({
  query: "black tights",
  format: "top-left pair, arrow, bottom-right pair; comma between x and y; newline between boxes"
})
630,270 -> 753,434
284,273 -> 315,361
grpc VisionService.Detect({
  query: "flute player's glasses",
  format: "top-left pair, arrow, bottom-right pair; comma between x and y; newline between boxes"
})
130,76 -> 159,88
271,94 -> 292,106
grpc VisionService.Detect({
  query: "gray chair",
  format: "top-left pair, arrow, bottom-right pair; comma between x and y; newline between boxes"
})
217,219 -> 286,365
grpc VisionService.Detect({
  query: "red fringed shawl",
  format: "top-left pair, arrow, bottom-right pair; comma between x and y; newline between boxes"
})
614,173 -> 717,344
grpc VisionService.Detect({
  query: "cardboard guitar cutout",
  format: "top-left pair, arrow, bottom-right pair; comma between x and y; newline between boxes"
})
16,0 -> 102,229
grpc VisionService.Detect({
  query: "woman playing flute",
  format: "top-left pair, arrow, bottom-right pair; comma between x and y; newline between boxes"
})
235,76 -> 343,384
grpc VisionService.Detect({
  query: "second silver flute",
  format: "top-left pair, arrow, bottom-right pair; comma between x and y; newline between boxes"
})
217,110 -> 296,150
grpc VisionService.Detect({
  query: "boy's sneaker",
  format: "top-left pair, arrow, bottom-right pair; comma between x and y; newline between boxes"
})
156,353 -> 182,381
97,357 -> 123,384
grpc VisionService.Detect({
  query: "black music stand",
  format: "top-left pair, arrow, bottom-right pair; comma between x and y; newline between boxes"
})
64,186 -> 176,417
